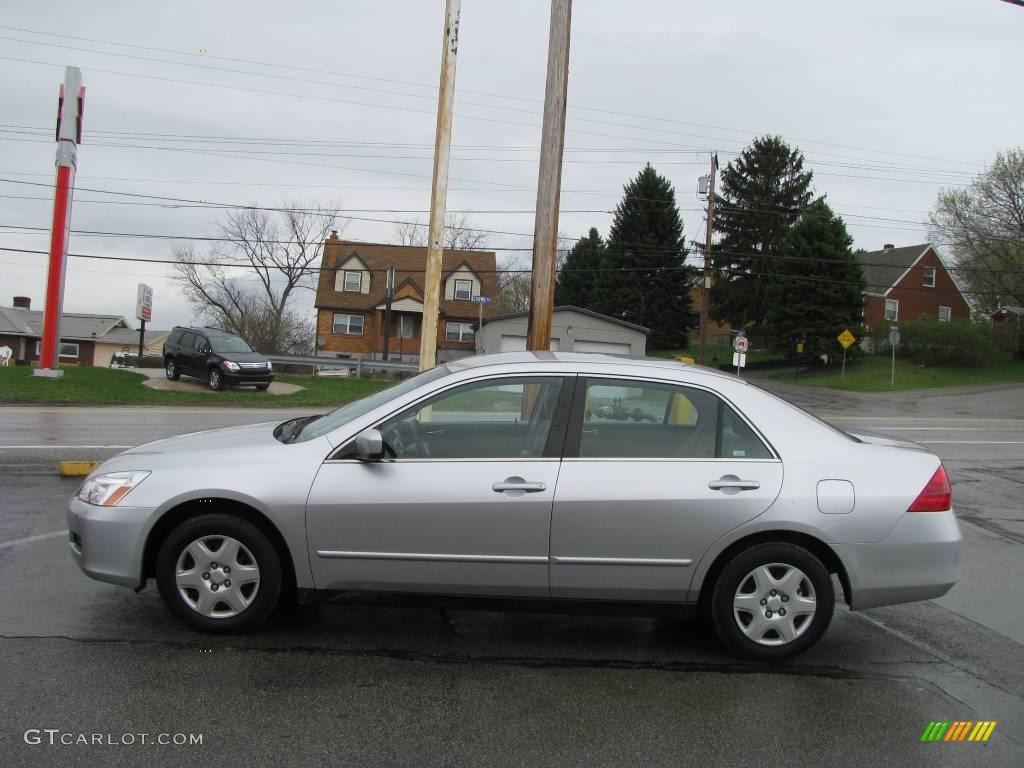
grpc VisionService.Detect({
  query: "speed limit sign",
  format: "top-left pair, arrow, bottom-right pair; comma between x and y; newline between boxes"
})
734,335 -> 749,353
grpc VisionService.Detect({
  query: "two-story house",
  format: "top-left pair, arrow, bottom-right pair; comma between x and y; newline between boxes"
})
313,234 -> 498,363
856,243 -> 971,326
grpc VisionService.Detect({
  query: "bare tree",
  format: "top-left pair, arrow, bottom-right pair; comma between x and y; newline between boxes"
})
929,148 -> 1024,312
172,200 -> 343,353
495,256 -> 531,314
391,211 -> 490,250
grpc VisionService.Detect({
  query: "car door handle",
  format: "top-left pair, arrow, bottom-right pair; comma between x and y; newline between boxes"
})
493,479 -> 547,493
708,477 -> 760,491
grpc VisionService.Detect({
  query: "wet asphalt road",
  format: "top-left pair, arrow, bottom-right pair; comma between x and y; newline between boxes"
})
1,382 -> 1023,766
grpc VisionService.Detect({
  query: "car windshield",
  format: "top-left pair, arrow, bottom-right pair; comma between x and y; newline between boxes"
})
295,365 -> 450,442
210,337 -> 254,353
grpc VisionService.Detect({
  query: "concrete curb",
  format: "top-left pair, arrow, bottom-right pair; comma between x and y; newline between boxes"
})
58,461 -> 100,477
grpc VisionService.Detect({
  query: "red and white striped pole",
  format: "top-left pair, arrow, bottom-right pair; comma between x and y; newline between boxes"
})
35,66 -> 85,378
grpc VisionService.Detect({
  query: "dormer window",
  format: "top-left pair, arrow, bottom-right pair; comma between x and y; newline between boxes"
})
343,270 -> 362,293
454,279 -> 472,301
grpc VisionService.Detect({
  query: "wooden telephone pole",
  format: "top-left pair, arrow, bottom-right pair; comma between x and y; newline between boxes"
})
526,0 -> 572,351
419,0 -> 461,371
698,153 -> 718,366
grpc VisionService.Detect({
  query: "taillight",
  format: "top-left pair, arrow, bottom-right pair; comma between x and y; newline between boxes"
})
907,464 -> 952,512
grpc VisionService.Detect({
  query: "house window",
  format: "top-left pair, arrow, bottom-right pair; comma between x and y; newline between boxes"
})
454,278 -> 473,301
342,270 -> 362,293
923,267 -> 936,288
938,306 -> 952,322
884,299 -> 899,321
398,315 -> 415,338
446,322 -> 474,342
333,314 -> 364,335
35,341 -> 79,358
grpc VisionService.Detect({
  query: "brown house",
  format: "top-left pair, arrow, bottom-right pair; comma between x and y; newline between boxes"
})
314,235 -> 498,362
856,243 -> 971,327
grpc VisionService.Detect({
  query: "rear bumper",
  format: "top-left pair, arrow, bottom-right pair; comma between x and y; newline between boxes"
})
67,496 -> 151,589
835,510 -> 962,610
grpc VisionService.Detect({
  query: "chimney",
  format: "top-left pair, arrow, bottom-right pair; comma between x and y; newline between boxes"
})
329,230 -> 339,241
883,244 -> 895,251
12,296 -> 31,310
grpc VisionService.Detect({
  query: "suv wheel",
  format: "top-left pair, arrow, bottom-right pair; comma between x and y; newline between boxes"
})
208,367 -> 223,391
711,542 -> 834,661
156,513 -> 282,633
165,357 -> 180,381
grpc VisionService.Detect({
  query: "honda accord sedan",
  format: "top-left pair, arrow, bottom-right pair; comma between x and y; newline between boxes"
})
67,352 -> 961,660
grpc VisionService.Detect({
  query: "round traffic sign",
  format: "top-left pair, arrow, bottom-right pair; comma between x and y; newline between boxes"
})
735,336 -> 749,353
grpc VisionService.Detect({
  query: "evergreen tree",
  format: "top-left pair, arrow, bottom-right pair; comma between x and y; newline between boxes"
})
595,165 -> 693,349
555,228 -> 604,308
764,199 -> 865,358
711,135 -> 813,330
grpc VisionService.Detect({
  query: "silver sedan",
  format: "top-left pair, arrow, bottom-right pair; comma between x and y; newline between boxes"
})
67,353 -> 962,660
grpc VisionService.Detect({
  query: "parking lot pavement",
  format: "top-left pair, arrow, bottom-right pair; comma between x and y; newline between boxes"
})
1,474 -> 1023,767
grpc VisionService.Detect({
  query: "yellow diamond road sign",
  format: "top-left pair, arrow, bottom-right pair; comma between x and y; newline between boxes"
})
838,329 -> 856,349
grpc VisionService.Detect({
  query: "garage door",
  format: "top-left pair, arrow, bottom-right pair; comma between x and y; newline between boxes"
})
573,340 -> 630,355
499,335 -> 560,352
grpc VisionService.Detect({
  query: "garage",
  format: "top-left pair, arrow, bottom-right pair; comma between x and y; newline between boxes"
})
478,306 -> 648,357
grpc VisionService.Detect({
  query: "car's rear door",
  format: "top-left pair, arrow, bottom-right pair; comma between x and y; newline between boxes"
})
549,376 -> 783,602
305,374 -> 574,597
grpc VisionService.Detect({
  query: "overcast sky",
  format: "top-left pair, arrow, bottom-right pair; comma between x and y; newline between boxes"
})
1,0 -> 1022,331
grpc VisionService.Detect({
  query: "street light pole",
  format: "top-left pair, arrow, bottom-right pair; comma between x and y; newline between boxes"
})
698,153 -> 718,366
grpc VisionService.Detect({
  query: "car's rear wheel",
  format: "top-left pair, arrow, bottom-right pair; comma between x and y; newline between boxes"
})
156,514 -> 282,633
208,367 -> 223,391
165,357 -> 180,380
711,542 -> 834,661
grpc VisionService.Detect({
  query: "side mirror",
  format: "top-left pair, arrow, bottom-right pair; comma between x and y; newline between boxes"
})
352,427 -> 385,461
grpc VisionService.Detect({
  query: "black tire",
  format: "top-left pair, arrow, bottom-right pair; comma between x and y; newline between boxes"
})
208,367 -> 224,391
156,513 -> 282,633
255,384 -> 270,392
711,542 -> 834,661
165,357 -> 181,381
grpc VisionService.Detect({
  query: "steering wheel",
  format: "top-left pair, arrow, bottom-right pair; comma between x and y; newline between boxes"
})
381,419 -> 431,459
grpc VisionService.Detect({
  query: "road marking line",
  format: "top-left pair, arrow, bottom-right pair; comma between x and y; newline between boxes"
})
921,441 -> 1024,445
0,530 -> 66,550
0,445 -> 133,449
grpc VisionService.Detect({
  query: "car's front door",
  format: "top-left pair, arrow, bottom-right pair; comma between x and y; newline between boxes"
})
550,377 -> 783,602
305,375 -> 573,597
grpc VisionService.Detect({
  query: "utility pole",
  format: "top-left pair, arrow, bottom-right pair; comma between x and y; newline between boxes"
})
419,0 -> 461,371
382,266 -> 395,360
36,66 -> 85,379
526,0 -> 572,351
698,153 -> 718,366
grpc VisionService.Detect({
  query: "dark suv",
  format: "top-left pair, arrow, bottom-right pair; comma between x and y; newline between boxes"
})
163,327 -> 274,391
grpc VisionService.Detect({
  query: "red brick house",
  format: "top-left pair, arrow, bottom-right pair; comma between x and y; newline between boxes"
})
856,243 -> 971,326
313,235 -> 498,363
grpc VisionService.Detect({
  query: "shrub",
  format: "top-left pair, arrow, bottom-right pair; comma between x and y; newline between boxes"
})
896,317 -> 997,367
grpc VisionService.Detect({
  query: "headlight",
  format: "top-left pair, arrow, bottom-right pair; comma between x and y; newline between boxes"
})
223,361 -> 240,372
266,360 -> 272,371
77,471 -> 150,506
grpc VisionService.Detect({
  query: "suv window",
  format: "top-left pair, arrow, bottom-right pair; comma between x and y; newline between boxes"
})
194,335 -> 210,352
178,332 -> 196,350
167,330 -> 182,347
377,377 -> 565,460
210,336 -> 254,353
576,378 -> 772,460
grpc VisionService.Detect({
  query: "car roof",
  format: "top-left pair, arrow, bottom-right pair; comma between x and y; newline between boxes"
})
445,351 -> 736,382
172,326 -> 238,338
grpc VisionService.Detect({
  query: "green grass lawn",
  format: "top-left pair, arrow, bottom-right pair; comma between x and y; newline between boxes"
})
649,348 -> 786,365
0,366 -> 393,407
779,354 -> 1024,391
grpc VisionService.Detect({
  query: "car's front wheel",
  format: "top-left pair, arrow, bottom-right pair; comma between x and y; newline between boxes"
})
711,542 -> 834,661
156,514 -> 282,633
208,367 -> 223,391
165,357 -> 180,380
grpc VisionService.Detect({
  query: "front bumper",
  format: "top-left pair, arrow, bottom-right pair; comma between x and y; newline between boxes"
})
221,368 -> 274,386
835,509 -> 962,610
67,495 -> 153,589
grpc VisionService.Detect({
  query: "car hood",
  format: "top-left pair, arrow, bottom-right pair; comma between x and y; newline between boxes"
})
120,420 -> 284,456
216,351 -> 269,364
